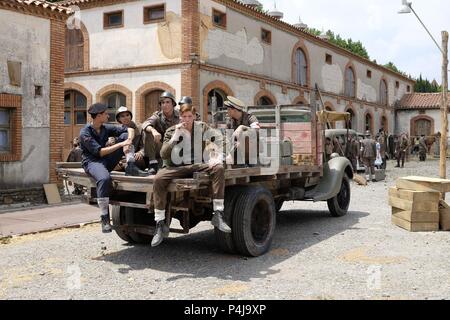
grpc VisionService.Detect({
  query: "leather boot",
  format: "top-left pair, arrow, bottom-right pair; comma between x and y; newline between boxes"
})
151,221 -> 169,247
211,211 -> 231,233
148,161 -> 159,176
126,162 -> 149,177
101,214 -> 112,233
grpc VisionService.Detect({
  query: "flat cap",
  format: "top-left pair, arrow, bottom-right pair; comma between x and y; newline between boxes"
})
88,103 -> 108,115
224,96 -> 246,112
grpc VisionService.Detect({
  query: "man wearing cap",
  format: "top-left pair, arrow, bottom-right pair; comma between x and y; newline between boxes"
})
142,92 -> 179,167
79,103 -> 147,233
115,106 -> 159,175
225,96 -> 260,165
360,131 -> 377,182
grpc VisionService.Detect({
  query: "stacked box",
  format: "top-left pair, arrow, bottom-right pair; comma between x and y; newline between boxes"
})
390,176 -> 450,232
389,187 -> 440,232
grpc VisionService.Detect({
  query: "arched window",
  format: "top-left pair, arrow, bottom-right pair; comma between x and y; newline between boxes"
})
258,96 -> 274,106
65,28 -> 84,72
345,67 -> 356,98
208,89 -> 227,124
380,80 -> 388,106
104,92 -> 126,122
295,49 -> 307,86
365,113 -> 373,133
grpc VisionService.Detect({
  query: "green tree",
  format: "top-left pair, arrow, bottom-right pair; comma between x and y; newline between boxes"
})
414,74 -> 441,93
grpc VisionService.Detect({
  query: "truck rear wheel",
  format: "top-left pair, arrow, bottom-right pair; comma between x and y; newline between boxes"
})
232,187 -> 276,257
214,187 -> 243,254
126,207 -> 154,244
111,205 -> 134,243
327,176 -> 351,217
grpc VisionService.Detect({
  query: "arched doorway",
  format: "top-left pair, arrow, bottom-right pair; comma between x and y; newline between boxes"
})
365,113 -> 373,134
207,89 -> 227,124
64,90 -> 88,159
144,90 -> 164,118
103,92 -> 126,123
346,108 -> 357,130
414,118 -> 432,137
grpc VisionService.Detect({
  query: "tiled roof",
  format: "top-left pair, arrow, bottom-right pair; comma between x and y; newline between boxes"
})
8,0 -> 72,14
398,93 -> 450,110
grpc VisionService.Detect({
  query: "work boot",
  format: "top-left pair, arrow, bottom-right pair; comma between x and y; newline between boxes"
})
151,221 -> 169,247
125,162 -> 149,177
211,211 -> 231,233
101,214 -> 112,233
148,161 -> 159,176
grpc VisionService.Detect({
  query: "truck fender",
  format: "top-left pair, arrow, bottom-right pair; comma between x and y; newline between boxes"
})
307,157 -> 354,202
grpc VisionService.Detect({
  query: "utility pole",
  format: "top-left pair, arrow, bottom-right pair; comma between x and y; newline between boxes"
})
440,31 -> 449,180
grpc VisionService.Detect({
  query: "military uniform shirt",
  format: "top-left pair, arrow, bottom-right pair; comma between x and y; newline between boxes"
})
226,112 -> 259,131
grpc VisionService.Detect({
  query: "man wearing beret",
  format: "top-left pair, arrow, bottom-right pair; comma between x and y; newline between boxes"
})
225,96 -> 260,165
79,103 -> 148,233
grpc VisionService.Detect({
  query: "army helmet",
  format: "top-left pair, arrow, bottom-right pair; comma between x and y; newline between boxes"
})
115,106 -> 133,123
178,96 -> 193,106
159,91 -> 177,107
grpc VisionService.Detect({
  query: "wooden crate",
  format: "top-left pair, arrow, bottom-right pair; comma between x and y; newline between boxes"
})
392,207 -> 439,223
388,187 -> 440,203
391,216 -> 439,232
396,176 -> 450,193
439,200 -> 450,231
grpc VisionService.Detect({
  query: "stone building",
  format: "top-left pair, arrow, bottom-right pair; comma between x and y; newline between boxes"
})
397,92 -> 450,138
60,0 -> 414,159
0,0 -> 71,202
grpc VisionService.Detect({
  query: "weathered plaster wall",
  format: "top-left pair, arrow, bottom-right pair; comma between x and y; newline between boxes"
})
397,109 -> 447,136
80,0 -> 182,70
67,68 -> 182,117
0,10 -> 51,189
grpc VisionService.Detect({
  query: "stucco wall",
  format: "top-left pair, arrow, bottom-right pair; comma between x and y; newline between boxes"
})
200,0 -> 412,108
396,109 -> 448,136
67,68 -> 182,117
0,10 -> 51,189
80,0 -> 182,70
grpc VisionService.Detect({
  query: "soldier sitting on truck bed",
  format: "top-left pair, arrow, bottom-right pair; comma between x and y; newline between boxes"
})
224,96 -> 260,165
151,103 -> 231,247
79,103 -> 149,234
141,92 -> 200,173
115,106 -> 159,175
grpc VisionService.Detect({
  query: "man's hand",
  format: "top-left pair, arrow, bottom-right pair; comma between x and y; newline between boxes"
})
134,152 -> 143,161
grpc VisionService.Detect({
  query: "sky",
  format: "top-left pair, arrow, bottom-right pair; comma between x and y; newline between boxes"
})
258,0 -> 450,83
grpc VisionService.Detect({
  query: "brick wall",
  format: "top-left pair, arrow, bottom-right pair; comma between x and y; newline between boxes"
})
49,19 -> 66,184
181,0 -> 200,109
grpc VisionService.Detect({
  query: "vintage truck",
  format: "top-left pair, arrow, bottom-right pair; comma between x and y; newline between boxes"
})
56,97 -> 353,257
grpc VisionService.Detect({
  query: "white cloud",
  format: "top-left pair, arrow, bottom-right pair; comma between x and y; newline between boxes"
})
259,0 -> 449,82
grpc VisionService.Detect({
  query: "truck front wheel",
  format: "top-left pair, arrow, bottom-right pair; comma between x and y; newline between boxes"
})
327,176 -> 351,217
232,187 -> 276,257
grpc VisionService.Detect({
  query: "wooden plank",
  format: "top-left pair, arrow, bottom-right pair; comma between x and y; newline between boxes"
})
392,216 -> 439,232
396,176 -> 450,193
392,207 -> 439,223
388,187 -> 441,202
388,196 -> 439,212
439,200 -> 450,231
43,184 -> 62,205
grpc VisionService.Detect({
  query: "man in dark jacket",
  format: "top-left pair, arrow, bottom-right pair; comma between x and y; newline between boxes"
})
360,131 -> 377,182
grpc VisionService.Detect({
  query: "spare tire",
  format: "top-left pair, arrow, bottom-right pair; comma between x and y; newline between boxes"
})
232,187 -> 276,257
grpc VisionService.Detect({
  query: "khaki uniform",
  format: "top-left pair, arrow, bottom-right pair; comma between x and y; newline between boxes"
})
360,138 -> 377,179
153,121 -> 225,211
396,136 -> 409,167
226,111 -> 259,130
345,139 -> 359,172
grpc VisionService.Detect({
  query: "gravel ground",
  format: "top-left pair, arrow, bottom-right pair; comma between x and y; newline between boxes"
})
1,158 -> 450,300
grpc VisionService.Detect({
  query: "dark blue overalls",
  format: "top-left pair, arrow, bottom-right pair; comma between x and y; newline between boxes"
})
79,124 -> 128,198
